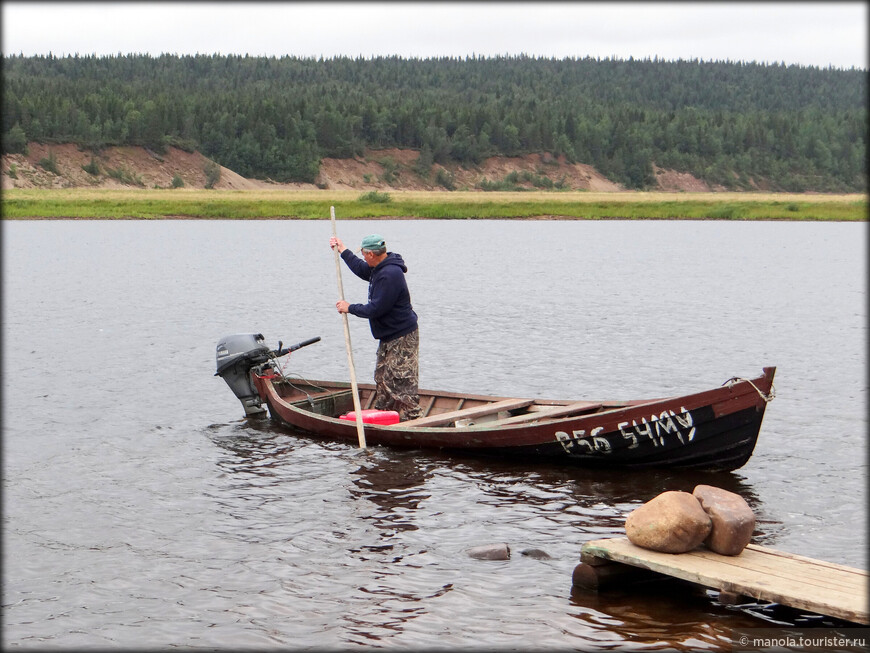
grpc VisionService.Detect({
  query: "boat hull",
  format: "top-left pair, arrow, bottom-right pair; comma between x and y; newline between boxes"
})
251,367 -> 776,472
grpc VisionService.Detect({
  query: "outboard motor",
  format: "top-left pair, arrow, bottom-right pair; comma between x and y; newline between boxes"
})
215,333 -> 320,417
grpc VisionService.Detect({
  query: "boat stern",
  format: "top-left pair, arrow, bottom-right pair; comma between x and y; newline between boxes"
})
215,333 -> 272,416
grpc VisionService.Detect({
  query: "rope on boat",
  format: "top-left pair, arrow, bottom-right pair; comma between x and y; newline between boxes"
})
723,376 -> 776,403
264,352 -> 329,409
265,351 -> 291,383
280,353 -> 295,376
277,372 -> 331,396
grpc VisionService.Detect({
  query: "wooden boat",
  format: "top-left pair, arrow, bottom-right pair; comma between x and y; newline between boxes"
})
248,361 -> 776,472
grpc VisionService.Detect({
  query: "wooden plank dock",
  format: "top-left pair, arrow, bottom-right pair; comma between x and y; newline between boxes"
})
575,537 -> 869,625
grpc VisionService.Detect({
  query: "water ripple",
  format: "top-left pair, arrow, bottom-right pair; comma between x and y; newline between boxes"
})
3,220 -> 866,649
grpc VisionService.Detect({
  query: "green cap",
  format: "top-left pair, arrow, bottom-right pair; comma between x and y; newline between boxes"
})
361,234 -> 386,251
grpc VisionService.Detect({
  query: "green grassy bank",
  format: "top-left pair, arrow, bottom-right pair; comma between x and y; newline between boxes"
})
2,189 -> 866,221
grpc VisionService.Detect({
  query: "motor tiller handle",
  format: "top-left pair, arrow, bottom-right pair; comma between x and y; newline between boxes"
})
273,336 -> 321,357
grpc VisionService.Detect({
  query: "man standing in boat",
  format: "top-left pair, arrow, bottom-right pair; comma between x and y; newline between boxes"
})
329,233 -> 424,421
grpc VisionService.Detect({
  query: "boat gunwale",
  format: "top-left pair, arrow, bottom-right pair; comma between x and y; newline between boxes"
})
257,367 -> 775,434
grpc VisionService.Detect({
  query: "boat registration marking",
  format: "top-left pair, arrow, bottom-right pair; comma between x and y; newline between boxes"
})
555,407 -> 695,455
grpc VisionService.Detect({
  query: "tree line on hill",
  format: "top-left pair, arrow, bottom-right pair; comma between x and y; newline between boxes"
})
2,53 -> 866,191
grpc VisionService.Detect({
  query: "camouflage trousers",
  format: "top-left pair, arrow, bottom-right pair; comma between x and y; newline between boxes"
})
374,328 -> 423,421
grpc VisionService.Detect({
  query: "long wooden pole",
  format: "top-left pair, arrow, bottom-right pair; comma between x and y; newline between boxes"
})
330,206 -> 367,449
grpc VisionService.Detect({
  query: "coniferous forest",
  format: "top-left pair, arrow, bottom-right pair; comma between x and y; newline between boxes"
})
2,53 -> 866,191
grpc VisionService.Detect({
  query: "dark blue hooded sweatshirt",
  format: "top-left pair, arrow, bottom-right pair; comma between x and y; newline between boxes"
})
341,250 -> 418,342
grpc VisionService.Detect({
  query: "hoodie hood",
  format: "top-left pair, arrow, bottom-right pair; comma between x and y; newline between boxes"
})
377,252 -> 407,273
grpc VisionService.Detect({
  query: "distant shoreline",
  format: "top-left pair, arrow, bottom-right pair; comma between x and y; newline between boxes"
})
3,189 -> 865,221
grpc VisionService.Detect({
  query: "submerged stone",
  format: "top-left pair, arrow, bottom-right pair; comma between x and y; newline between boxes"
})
520,548 -> 552,560
466,543 -> 511,560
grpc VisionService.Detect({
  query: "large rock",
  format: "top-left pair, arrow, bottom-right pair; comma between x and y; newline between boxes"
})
693,485 -> 755,555
625,491 -> 712,553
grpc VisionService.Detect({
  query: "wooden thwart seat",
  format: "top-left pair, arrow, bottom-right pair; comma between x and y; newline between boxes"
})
483,400 -> 607,426
395,398 -> 535,428
289,388 -> 352,404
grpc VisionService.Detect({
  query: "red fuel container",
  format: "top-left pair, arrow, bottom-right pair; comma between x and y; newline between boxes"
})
339,409 -> 401,425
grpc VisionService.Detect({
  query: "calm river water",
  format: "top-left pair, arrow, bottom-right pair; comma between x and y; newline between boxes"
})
2,218 -> 867,650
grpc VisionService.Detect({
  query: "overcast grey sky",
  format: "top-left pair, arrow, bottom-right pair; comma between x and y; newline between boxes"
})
2,1 -> 867,69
